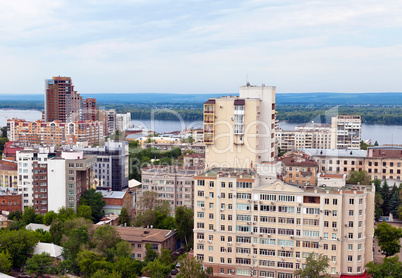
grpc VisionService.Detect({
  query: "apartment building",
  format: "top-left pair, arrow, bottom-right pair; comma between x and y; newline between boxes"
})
331,116 -> 361,150
0,187 -> 22,213
183,153 -> 205,169
0,160 -> 18,188
138,165 -> 196,212
116,227 -> 178,261
278,153 -> 319,186
116,112 -> 131,132
7,119 -> 104,146
304,146 -> 402,181
193,167 -> 374,278
365,146 -> 402,181
302,149 -> 367,175
276,123 -> 332,152
72,140 -> 129,191
83,98 -> 97,121
17,148 -> 96,213
204,84 -> 276,169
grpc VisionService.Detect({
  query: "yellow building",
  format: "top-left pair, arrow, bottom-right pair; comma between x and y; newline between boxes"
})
193,167 -> 375,278
204,84 -> 276,169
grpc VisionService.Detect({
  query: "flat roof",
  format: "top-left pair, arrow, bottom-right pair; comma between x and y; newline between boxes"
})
115,227 -> 177,243
302,148 -> 367,158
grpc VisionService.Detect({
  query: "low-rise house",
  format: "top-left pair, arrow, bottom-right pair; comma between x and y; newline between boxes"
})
278,152 -> 319,185
26,223 -> 51,232
33,242 -> 64,261
0,188 -> 21,213
115,227 -> 179,261
183,153 -> 205,169
98,190 -> 134,215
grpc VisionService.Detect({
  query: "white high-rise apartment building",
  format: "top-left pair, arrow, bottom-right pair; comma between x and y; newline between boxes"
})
331,115 -> 361,150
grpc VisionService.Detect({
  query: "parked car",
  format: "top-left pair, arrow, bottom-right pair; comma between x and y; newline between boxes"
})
171,268 -> 179,275
176,262 -> 181,268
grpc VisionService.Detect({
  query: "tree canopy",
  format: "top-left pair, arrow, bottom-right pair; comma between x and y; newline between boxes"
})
79,189 -> 106,222
375,222 -> 402,257
294,253 -> 330,278
367,256 -> 402,278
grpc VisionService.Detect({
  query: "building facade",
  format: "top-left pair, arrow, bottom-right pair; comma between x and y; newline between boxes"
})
193,167 -> 375,278
7,119 -> 104,146
0,160 -> 18,188
278,153 -> 319,186
139,165 -> 196,212
116,113 -> 131,132
276,123 -> 332,152
331,115 -> 361,150
116,227 -> 178,261
17,149 -> 96,213
204,84 -> 276,169
72,140 -> 129,191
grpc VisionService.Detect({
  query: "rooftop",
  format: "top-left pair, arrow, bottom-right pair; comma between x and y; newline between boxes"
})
98,190 -> 127,199
115,227 -> 177,243
33,242 -> 63,258
277,155 -> 318,167
196,167 -> 256,179
142,165 -> 197,176
302,148 -> 367,158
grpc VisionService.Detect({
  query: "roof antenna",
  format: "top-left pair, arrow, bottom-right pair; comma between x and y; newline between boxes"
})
246,74 -> 248,85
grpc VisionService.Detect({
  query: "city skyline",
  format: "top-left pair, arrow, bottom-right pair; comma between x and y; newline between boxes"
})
1,1 -> 402,95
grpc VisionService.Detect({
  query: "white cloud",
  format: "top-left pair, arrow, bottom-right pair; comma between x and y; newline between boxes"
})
0,0 -> 402,94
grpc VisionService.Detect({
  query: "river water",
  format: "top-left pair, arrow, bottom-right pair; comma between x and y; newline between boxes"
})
1,109 -> 400,145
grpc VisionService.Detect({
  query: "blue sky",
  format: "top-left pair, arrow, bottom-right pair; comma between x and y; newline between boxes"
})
1,0 -> 402,94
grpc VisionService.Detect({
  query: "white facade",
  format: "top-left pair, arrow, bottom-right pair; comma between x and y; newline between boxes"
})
47,159 -> 67,213
17,151 -> 35,207
239,84 -> 276,163
116,112 -> 131,132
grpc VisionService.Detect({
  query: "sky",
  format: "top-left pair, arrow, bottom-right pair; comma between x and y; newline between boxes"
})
1,0 -> 402,95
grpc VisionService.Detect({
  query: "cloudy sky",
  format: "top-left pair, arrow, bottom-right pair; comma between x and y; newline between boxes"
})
1,0 -> 402,95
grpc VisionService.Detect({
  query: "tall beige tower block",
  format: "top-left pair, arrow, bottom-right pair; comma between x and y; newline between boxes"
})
204,84 -> 276,169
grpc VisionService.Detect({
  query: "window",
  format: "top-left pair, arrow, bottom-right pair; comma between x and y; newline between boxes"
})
209,181 -> 214,188
349,199 -> 354,205
348,244 -> 353,250
348,233 -> 353,239
333,199 -> 338,205
349,210 -> 354,216
359,210 -> 362,216
332,222 -> 337,228
348,255 -> 353,262
331,245 -> 336,251
324,198 -> 329,205
324,221 -> 329,227
358,244 -> 362,250
349,221 -> 353,227
332,210 -> 337,216
221,182 -> 225,188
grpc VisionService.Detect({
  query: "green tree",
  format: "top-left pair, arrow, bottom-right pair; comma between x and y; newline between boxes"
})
79,189 -> 106,222
77,250 -> 110,277
0,229 -> 38,268
92,225 -> 121,253
25,252 -> 54,276
175,206 -> 194,247
144,243 -> 159,262
294,253 -> 330,278
7,210 -> 21,221
389,189 -> 400,218
77,204 -> 93,221
63,226 -> 90,260
346,170 -> 371,185
142,259 -> 171,278
0,251 -> 12,274
49,218 -> 64,245
159,248 -> 172,266
43,210 -> 58,225
92,269 -> 122,278
374,140 -> 379,146
176,254 -> 210,278
382,180 -> 391,215
114,257 -> 146,278
114,241 -> 132,259
118,207 -> 131,226
375,222 -> 402,257
57,207 -> 76,221
22,206 -> 39,224
367,256 -> 402,278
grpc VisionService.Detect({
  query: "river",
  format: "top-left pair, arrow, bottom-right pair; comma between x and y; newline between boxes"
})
1,109 -> 400,145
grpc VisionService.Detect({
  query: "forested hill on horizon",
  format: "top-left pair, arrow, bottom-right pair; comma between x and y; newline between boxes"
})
0,92 -> 401,106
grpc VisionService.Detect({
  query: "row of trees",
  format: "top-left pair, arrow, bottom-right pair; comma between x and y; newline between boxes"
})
129,144 -> 182,181
131,191 -> 194,250
374,179 -> 402,220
